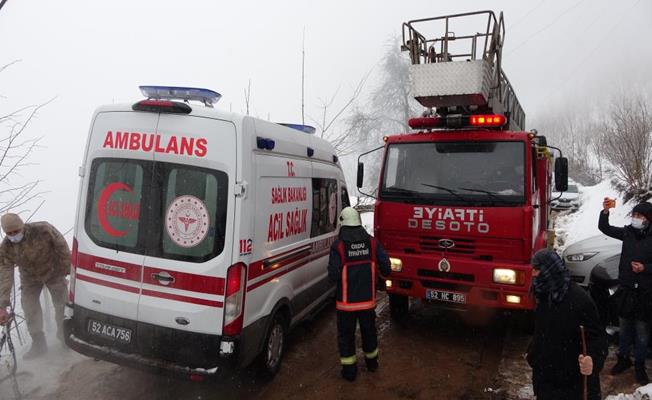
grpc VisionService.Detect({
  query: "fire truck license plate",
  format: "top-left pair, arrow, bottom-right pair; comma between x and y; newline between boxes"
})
88,319 -> 132,343
425,289 -> 466,304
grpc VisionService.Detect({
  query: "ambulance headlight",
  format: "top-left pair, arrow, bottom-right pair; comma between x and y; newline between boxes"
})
389,258 -> 403,272
493,268 -> 517,284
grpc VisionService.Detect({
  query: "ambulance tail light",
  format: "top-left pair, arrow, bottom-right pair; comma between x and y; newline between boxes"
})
69,237 -> 78,303
223,263 -> 247,336
469,114 -> 506,127
132,100 -> 192,114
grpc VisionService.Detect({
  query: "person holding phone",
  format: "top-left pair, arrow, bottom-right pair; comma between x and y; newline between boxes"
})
599,198 -> 652,384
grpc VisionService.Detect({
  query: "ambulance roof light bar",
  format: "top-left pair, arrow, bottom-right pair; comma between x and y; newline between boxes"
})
139,86 -> 222,108
277,123 -> 316,134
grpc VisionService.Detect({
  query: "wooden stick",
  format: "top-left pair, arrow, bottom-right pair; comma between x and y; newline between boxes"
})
580,325 -> 588,400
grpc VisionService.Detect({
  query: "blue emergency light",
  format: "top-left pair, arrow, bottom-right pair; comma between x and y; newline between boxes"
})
139,86 -> 222,107
278,123 -> 316,134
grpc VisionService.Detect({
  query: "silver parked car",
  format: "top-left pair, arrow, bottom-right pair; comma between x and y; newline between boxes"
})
563,234 -> 621,286
563,234 -> 622,329
552,183 -> 581,211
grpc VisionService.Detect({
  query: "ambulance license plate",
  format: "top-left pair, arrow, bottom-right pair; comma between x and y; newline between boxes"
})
88,319 -> 132,343
425,289 -> 466,304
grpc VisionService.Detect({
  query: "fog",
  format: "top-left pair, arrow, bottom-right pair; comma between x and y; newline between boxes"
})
0,0 -> 650,233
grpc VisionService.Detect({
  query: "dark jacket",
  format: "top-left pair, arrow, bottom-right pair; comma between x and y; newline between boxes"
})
327,226 -> 390,311
527,282 -> 608,400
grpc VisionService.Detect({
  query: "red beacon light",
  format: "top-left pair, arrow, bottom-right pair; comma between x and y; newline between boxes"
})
469,114 -> 506,127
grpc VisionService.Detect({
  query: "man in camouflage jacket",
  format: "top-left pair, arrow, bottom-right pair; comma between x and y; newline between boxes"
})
0,213 -> 70,359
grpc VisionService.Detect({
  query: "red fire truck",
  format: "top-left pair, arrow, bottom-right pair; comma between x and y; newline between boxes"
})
356,11 -> 568,317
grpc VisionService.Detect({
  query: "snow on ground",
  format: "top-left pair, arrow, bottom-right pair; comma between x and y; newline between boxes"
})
554,180 -> 633,251
606,383 -> 652,400
0,276 -> 84,399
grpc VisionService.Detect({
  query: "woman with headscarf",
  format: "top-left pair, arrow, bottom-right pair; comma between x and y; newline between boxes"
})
526,249 -> 608,400
599,200 -> 652,384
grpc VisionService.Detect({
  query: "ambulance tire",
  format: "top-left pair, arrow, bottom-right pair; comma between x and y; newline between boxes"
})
256,311 -> 288,379
389,294 -> 409,321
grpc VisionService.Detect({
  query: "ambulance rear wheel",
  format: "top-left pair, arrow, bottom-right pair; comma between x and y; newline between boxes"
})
257,312 -> 287,379
389,294 -> 409,321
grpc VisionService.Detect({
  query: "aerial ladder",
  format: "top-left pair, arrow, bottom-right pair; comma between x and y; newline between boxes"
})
401,10 -> 525,131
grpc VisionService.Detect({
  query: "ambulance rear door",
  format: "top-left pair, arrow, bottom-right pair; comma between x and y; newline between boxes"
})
138,114 -> 236,335
75,111 -> 155,322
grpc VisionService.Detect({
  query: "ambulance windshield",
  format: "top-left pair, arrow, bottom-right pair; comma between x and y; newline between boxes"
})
381,141 -> 525,206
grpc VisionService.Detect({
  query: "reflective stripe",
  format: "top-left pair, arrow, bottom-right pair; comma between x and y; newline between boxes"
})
364,349 -> 378,359
336,299 -> 375,311
340,355 -> 357,365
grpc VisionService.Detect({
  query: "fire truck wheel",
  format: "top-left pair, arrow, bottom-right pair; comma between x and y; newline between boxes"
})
389,294 -> 409,321
257,312 -> 288,379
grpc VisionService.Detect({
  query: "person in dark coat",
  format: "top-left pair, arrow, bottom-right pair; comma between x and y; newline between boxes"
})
327,207 -> 391,382
599,199 -> 652,384
526,249 -> 608,400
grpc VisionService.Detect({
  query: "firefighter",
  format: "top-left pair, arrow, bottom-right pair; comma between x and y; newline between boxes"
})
328,207 -> 391,381
0,213 -> 70,359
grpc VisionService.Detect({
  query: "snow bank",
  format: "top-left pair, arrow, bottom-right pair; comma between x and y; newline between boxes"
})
555,180 -> 634,251
606,383 -> 652,400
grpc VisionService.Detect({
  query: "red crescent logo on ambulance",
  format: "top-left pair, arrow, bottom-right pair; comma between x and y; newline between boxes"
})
97,182 -> 133,237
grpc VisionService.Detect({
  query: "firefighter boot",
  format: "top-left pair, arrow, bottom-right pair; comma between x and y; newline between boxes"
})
611,356 -> 632,375
635,362 -> 649,385
365,356 -> 379,372
23,332 -> 47,360
341,364 -> 357,382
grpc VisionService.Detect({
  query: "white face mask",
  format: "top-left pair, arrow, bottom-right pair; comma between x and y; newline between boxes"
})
7,232 -> 23,243
632,217 -> 649,230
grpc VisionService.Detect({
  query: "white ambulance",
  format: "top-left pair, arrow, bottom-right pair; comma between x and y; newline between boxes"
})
64,86 -> 350,380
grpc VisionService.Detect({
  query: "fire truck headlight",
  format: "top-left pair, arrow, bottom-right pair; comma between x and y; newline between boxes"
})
493,268 -> 517,284
389,258 -> 403,272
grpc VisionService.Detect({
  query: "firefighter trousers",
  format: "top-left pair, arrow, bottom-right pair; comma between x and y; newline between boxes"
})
337,309 -> 378,364
21,275 -> 67,339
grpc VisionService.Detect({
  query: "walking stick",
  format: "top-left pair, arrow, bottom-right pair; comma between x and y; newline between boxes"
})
580,325 -> 588,400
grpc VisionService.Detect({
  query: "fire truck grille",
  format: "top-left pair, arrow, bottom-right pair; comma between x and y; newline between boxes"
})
420,279 -> 472,293
418,269 -> 475,282
418,236 -> 475,254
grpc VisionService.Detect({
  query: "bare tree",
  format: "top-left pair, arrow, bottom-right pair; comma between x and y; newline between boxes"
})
599,93 -> 652,202
243,79 -> 251,116
0,63 -> 47,215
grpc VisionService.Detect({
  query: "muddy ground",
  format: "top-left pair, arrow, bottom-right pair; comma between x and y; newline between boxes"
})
40,294 -> 510,400
4,292 -> 646,400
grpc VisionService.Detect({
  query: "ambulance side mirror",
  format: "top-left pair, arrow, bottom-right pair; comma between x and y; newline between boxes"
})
357,163 -> 364,189
554,157 -> 568,192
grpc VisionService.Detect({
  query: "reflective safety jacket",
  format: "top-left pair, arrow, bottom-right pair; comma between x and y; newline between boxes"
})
327,226 -> 390,312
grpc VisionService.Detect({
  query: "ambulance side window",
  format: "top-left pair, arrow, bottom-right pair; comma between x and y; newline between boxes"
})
85,158 -> 147,252
156,164 -> 228,262
311,178 -> 338,237
341,186 -> 350,208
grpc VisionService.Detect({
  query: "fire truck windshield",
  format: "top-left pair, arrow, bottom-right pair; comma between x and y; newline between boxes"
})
381,141 -> 525,206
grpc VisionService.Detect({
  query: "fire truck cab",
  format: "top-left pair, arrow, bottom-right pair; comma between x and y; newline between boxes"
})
64,86 -> 348,379
357,11 -> 568,317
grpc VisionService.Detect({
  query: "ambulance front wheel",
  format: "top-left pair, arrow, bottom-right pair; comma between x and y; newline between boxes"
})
257,312 -> 288,379
389,293 -> 409,321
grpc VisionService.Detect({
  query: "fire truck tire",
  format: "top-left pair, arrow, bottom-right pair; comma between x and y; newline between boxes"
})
389,294 -> 409,320
256,311 -> 288,379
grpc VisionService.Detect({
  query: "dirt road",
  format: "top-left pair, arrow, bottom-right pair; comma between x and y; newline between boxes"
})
44,294 -> 511,400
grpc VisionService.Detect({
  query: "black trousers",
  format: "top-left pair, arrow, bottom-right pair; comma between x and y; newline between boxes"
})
337,309 -> 378,362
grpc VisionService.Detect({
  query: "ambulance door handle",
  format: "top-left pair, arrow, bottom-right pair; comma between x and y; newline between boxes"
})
151,271 -> 175,286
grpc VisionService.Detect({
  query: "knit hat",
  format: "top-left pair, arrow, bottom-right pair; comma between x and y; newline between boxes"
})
1,213 -> 24,233
531,249 -> 570,304
632,202 -> 652,223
